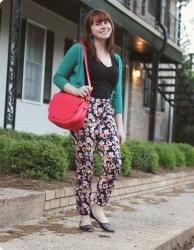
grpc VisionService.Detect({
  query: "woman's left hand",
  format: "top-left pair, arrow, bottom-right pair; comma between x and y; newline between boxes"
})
118,128 -> 125,144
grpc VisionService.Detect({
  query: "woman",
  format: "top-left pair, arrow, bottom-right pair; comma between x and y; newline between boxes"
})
53,9 -> 125,233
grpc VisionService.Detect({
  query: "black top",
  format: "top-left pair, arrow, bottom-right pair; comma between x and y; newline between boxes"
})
85,52 -> 118,99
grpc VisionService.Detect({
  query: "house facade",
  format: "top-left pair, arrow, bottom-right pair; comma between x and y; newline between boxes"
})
0,0 -> 183,141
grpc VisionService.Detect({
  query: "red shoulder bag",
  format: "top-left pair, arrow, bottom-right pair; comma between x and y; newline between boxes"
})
48,42 -> 91,131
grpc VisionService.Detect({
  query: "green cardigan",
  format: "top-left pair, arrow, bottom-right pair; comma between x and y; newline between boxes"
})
53,43 -> 123,113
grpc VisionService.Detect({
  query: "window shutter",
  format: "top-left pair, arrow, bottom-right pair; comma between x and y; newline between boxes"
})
17,18 -> 26,98
43,30 -> 54,104
64,38 -> 73,55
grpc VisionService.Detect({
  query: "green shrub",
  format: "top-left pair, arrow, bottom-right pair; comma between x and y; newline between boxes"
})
126,140 -> 159,173
9,140 -> 68,181
171,144 -> 186,167
63,136 -> 76,170
175,143 -> 194,167
0,129 -> 76,171
41,133 -> 65,146
0,128 -> 38,141
120,144 -> 132,176
2,128 -> 194,182
0,135 -> 16,174
154,143 -> 176,169
125,140 -> 142,154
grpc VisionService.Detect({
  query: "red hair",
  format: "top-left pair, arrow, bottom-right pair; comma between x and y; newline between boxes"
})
82,9 -> 115,61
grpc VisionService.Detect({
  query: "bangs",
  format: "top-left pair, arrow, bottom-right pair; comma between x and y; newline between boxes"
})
91,12 -> 110,24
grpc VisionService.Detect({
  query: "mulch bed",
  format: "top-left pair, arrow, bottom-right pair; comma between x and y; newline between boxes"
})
0,167 -> 192,191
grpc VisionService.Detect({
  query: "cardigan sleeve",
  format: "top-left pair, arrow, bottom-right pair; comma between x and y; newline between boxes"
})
53,43 -> 81,90
112,54 -> 123,114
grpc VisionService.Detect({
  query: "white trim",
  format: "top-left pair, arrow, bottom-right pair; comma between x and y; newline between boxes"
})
22,19 -> 47,105
26,18 -> 47,30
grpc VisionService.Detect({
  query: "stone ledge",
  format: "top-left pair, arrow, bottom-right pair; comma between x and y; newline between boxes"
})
0,191 -> 45,227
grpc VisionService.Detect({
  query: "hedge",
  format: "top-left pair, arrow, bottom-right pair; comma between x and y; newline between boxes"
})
1,129 -> 194,181
0,135 -> 15,174
154,143 -> 176,170
126,140 -> 159,173
170,144 -> 186,167
0,133 -> 68,181
120,144 -> 132,176
175,143 -> 194,167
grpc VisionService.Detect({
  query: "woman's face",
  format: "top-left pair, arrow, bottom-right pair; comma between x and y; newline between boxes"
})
90,19 -> 112,40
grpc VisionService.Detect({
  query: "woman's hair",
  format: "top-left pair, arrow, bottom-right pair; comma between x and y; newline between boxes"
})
82,9 -> 115,60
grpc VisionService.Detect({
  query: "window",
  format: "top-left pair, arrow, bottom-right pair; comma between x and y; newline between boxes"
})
141,0 -> 146,16
157,83 -> 165,112
163,0 -> 170,35
133,0 -> 138,13
143,72 -> 151,107
148,0 -> 156,16
22,21 -> 46,103
157,92 -> 165,112
124,0 -> 131,10
17,20 -> 54,104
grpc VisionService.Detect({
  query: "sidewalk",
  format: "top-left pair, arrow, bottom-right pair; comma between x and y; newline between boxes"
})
0,171 -> 194,249
0,183 -> 194,250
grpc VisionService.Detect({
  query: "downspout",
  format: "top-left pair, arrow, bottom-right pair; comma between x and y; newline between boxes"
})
148,0 -> 167,141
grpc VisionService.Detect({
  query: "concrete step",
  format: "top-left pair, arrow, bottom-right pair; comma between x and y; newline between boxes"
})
0,188 -> 45,227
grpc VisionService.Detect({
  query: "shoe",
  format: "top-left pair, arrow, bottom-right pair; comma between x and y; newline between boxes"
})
79,222 -> 94,232
90,209 -> 115,233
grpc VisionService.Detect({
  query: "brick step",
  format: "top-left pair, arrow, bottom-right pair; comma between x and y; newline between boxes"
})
44,170 -> 194,214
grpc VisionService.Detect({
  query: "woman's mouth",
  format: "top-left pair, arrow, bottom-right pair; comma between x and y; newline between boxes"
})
100,29 -> 110,34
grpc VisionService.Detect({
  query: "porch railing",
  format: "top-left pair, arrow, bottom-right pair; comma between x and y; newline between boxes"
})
116,0 -> 180,45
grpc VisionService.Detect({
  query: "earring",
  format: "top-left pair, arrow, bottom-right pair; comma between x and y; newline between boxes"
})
89,34 -> 94,42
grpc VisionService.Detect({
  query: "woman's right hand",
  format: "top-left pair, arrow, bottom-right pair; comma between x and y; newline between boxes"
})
76,86 -> 93,97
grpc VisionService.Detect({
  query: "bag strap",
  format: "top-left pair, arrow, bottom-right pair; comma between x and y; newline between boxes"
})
81,42 -> 91,88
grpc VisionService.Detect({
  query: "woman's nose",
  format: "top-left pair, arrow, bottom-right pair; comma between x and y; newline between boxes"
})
100,22 -> 106,28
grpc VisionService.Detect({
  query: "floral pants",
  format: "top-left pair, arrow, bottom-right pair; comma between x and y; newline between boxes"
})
71,97 -> 122,215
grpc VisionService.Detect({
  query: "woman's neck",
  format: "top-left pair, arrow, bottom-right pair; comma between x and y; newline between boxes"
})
93,39 -> 107,55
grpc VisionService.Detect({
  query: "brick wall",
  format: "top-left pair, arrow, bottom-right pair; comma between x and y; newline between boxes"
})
127,76 -> 149,139
126,68 -> 171,141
